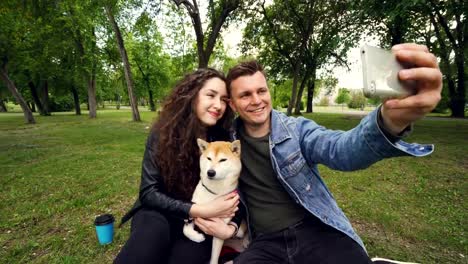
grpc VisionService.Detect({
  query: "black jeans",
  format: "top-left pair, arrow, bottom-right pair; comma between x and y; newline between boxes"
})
114,208 -> 212,264
234,216 -> 372,264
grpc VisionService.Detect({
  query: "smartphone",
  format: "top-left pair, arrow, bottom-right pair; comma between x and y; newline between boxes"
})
361,44 -> 413,99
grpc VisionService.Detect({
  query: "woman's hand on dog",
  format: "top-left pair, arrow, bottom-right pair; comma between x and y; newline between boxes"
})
189,192 -> 239,218
194,217 -> 236,240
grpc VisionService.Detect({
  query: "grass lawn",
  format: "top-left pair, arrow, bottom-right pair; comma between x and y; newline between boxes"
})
0,110 -> 466,263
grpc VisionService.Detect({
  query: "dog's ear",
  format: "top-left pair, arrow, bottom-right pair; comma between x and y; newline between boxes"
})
231,140 -> 241,156
197,138 -> 208,153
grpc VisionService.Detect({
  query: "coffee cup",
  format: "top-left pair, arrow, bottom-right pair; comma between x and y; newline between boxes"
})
94,214 -> 115,245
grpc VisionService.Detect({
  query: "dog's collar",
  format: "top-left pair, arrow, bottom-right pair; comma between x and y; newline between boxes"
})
201,182 -> 218,195
201,181 -> 237,196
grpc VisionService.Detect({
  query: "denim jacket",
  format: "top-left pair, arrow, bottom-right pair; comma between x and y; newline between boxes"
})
232,108 -> 433,250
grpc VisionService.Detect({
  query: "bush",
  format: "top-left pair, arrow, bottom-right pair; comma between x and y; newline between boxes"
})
277,94 -> 290,108
317,97 -> 329,106
49,96 -> 74,112
367,97 -> 381,106
335,88 -> 350,105
347,91 -> 366,110
298,100 -> 304,110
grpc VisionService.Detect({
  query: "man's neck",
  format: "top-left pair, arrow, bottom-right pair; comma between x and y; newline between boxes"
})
244,122 -> 270,138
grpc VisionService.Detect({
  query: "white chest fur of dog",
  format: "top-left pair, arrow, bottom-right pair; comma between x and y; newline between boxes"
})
183,139 -> 242,264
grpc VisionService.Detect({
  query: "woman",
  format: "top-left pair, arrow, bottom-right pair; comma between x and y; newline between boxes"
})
115,68 -> 241,264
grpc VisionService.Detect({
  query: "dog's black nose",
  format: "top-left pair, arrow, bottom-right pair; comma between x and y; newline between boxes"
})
207,169 -> 216,178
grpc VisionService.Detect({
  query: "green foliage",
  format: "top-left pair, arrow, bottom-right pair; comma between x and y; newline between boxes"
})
169,0 -> 241,68
271,79 -> 293,109
317,97 -> 330,107
319,76 -> 339,97
347,90 -> 367,109
126,12 -> 172,102
49,95 -> 75,112
367,96 -> 381,106
241,0 -> 363,115
357,0 -> 466,117
356,0 -> 420,46
335,88 -> 351,105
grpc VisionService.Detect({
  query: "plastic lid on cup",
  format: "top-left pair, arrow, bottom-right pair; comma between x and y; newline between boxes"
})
94,214 -> 115,226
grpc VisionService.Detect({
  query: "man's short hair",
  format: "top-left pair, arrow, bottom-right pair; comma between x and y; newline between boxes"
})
226,60 -> 266,93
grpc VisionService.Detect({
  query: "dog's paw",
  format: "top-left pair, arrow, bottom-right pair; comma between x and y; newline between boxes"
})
190,232 -> 206,243
183,225 -> 206,243
242,236 -> 250,249
236,227 -> 245,238
236,221 -> 247,238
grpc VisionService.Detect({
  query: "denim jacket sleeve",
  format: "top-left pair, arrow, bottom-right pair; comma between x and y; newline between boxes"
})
297,108 -> 434,171
138,132 -> 193,219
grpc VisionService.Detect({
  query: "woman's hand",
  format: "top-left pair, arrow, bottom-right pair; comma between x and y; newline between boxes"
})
194,218 -> 236,240
189,192 -> 239,218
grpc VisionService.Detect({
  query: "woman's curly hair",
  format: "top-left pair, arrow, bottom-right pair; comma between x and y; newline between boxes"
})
152,68 -> 234,201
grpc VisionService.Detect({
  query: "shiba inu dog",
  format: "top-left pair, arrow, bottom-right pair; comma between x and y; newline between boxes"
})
183,139 -> 243,264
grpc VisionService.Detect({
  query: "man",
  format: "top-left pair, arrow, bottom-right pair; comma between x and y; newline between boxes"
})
225,43 -> 441,263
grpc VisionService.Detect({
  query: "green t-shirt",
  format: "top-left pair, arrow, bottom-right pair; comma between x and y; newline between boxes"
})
239,126 -> 306,234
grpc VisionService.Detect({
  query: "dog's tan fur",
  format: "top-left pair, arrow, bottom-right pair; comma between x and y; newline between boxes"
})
183,139 -> 242,264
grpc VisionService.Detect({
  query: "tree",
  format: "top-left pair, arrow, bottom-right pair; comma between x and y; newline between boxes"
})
426,0 -> 466,117
242,0 -> 361,115
335,88 -> 351,105
0,85 -> 8,112
347,90 -> 366,110
63,1 -> 103,117
130,11 -> 171,112
0,60 -> 35,124
356,0 -> 418,47
242,0 -> 311,115
0,1 -> 36,123
270,79 -> 293,109
105,1 -> 141,121
358,0 -> 466,117
0,0 -> 100,119
0,100 -> 7,112
171,0 -> 240,68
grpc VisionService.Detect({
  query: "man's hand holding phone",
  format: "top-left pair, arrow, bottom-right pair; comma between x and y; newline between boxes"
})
371,43 -> 442,135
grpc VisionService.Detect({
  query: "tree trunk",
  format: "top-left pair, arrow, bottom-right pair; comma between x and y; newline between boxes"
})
0,99 -> 7,112
88,28 -> 98,118
389,14 -> 405,46
428,0 -> 466,117
306,70 -> 316,113
88,76 -> 97,118
105,5 -> 141,121
29,101 -> 36,112
429,11 -> 465,118
451,11 -> 466,117
40,80 -> 51,116
136,61 -> 155,112
293,71 -> 309,115
429,13 -> 455,113
172,0 -> 240,68
452,51 -> 466,118
148,88 -> 155,112
69,6 -> 98,119
115,94 -> 121,110
70,84 -> 81,115
28,81 -> 46,115
287,63 -> 301,116
0,64 -> 35,124
181,1 -> 207,68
